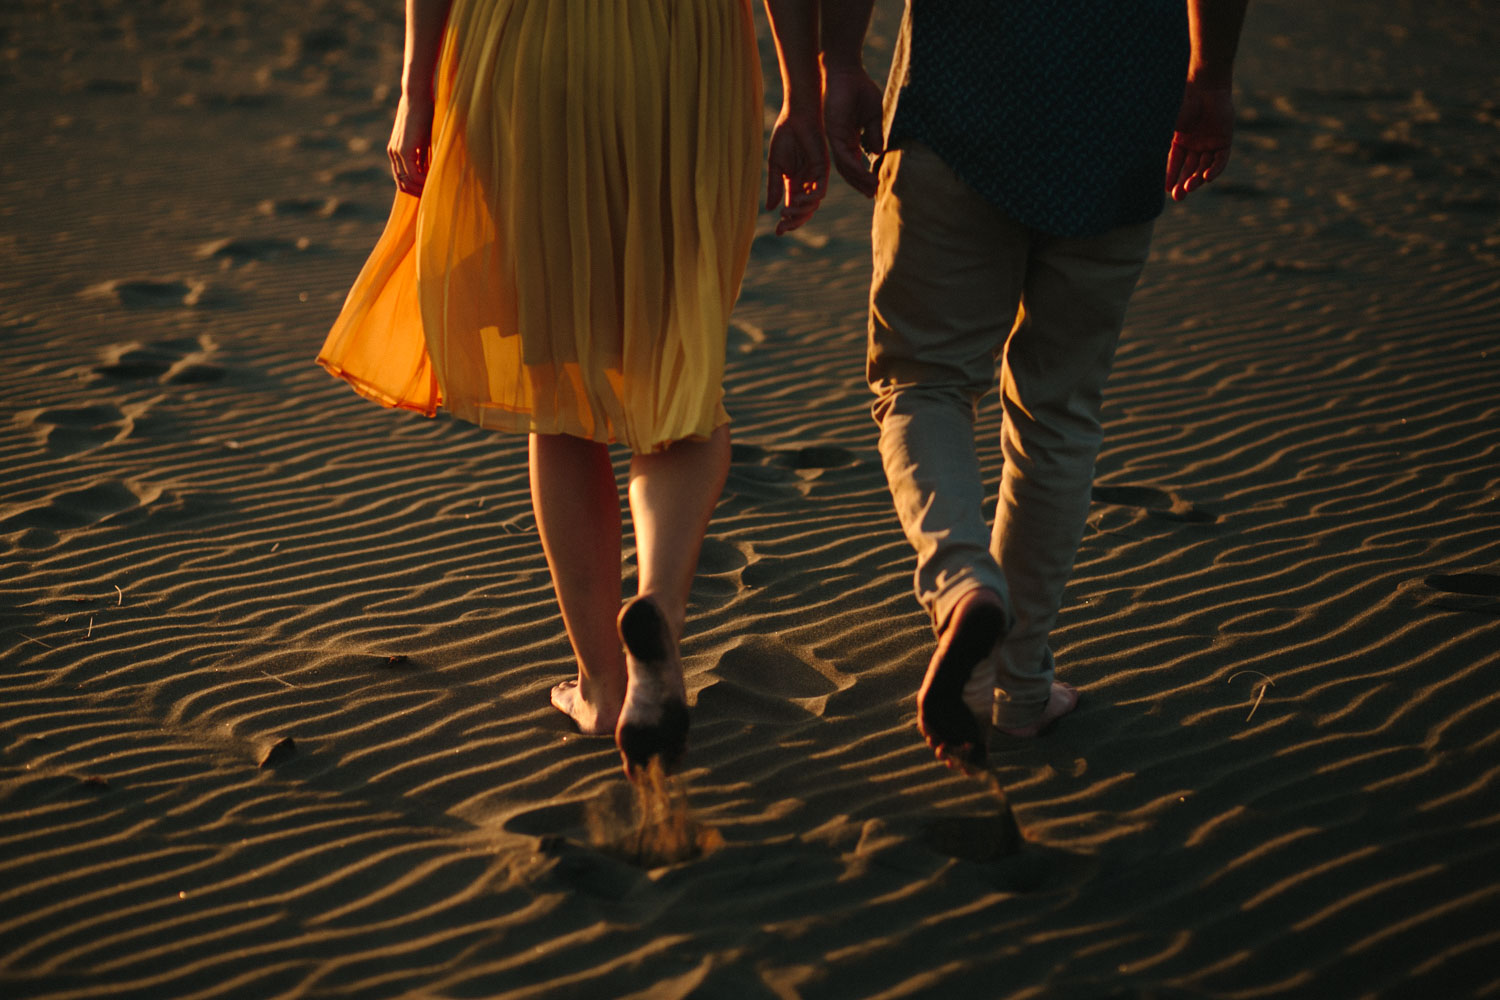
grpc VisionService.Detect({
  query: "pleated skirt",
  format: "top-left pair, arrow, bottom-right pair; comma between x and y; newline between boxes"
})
317,0 -> 763,453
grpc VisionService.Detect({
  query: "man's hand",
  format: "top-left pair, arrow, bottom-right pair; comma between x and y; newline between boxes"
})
388,93 -> 434,197
766,106 -> 829,234
1165,81 -> 1234,201
822,64 -> 883,197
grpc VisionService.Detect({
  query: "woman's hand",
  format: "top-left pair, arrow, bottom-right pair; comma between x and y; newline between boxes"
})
766,105 -> 828,235
388,93 -> 434,197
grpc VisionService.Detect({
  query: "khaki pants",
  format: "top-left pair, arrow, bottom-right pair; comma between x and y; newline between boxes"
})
868,143 -> 1155,729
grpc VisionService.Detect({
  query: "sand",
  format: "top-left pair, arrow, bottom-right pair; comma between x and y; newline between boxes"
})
2,1 -> 1498,997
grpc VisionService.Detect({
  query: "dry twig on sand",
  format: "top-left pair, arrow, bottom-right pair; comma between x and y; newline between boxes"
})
1229,670 -> 1276,722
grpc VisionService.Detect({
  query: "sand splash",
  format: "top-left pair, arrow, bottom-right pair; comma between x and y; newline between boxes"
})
586,760 -> 725,868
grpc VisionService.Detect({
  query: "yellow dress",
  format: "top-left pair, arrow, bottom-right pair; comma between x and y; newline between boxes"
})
317,0 -> 762,453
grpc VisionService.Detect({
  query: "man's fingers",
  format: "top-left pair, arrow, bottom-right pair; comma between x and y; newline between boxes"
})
1165,139 -> 1188,193
1203,149 -> 1230,183
1168,145 -> 1230,200
1172,149 -> 1203,200
831,142 -> 877,198
1167,129 -> 1232,199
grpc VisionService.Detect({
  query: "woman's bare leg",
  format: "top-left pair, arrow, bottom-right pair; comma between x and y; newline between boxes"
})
616,424 -> 731,773
529,432 -> 627,734
628,425 -> 731,633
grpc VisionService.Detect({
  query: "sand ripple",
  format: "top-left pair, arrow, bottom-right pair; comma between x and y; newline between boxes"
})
1,0 -> 1497,997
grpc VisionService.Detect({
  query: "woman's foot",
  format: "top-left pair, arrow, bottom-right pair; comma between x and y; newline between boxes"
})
615,596 -> 690,778
995,681 -> 1079,739
917,588 -> 1008,768
550,678 -> 622,736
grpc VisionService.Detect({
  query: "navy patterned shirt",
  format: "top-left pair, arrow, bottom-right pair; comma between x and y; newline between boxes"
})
883,0 -> 1190,237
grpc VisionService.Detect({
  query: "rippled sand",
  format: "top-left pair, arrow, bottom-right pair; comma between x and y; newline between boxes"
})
1,1 -> 1497,997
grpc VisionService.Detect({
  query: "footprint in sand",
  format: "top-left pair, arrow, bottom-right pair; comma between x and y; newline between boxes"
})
922,812 -> 1024,863
724,445 -> 805,503
1420,573 -> 1500,616
2,773 -> 115,806
689,537 -> 752,605
94,336 -> 225,385
190,91 -> 281,110
258,196 -> 378,220
276,132 -> 347,152
1090,484 -> 1218,526
695,634 -> 850,724
292,26 -> 349,61
259,196 -> 333,216
730,443 -> 768,463
722,443 -> 860,505
503,799 -> 590,840
197,236 -> 310,267
506,787 -> 717,880
1348,137 -> 1427,165
321,165 -> 388,187
84,277 -> 207,309
83,77 -> 139,94
1251,258 -> 1340,276
696,538 -> 751,576
771,445 -> 860,472
14,402 -> 137,455
0,480 -> 161,535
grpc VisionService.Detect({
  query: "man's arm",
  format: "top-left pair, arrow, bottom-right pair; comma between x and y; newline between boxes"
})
1166,0 -> 1249,201
820,0 -> 883,197
763,0 -> 830,233
388,0 -> 453,196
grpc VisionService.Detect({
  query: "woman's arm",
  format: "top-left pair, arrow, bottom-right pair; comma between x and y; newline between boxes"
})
388,0 -> 454,196
762,0 -> 828,234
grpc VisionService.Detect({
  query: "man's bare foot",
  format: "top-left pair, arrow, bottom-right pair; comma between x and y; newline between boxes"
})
995,681 -> 1079,739
550,679 -> 622,736
615,596 -> 689,779
918,589 -> 1008,768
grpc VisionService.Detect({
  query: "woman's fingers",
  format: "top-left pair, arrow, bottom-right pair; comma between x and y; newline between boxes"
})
388,143 -> 428,196
765,168 -> 786,214
775,172 -> 825,233
765,109 -> 828,232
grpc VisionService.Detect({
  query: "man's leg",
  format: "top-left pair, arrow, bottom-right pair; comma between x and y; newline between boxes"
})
990,220 -> 1156,731
870,143 -> 1027,629
869,143 -> 1026,760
